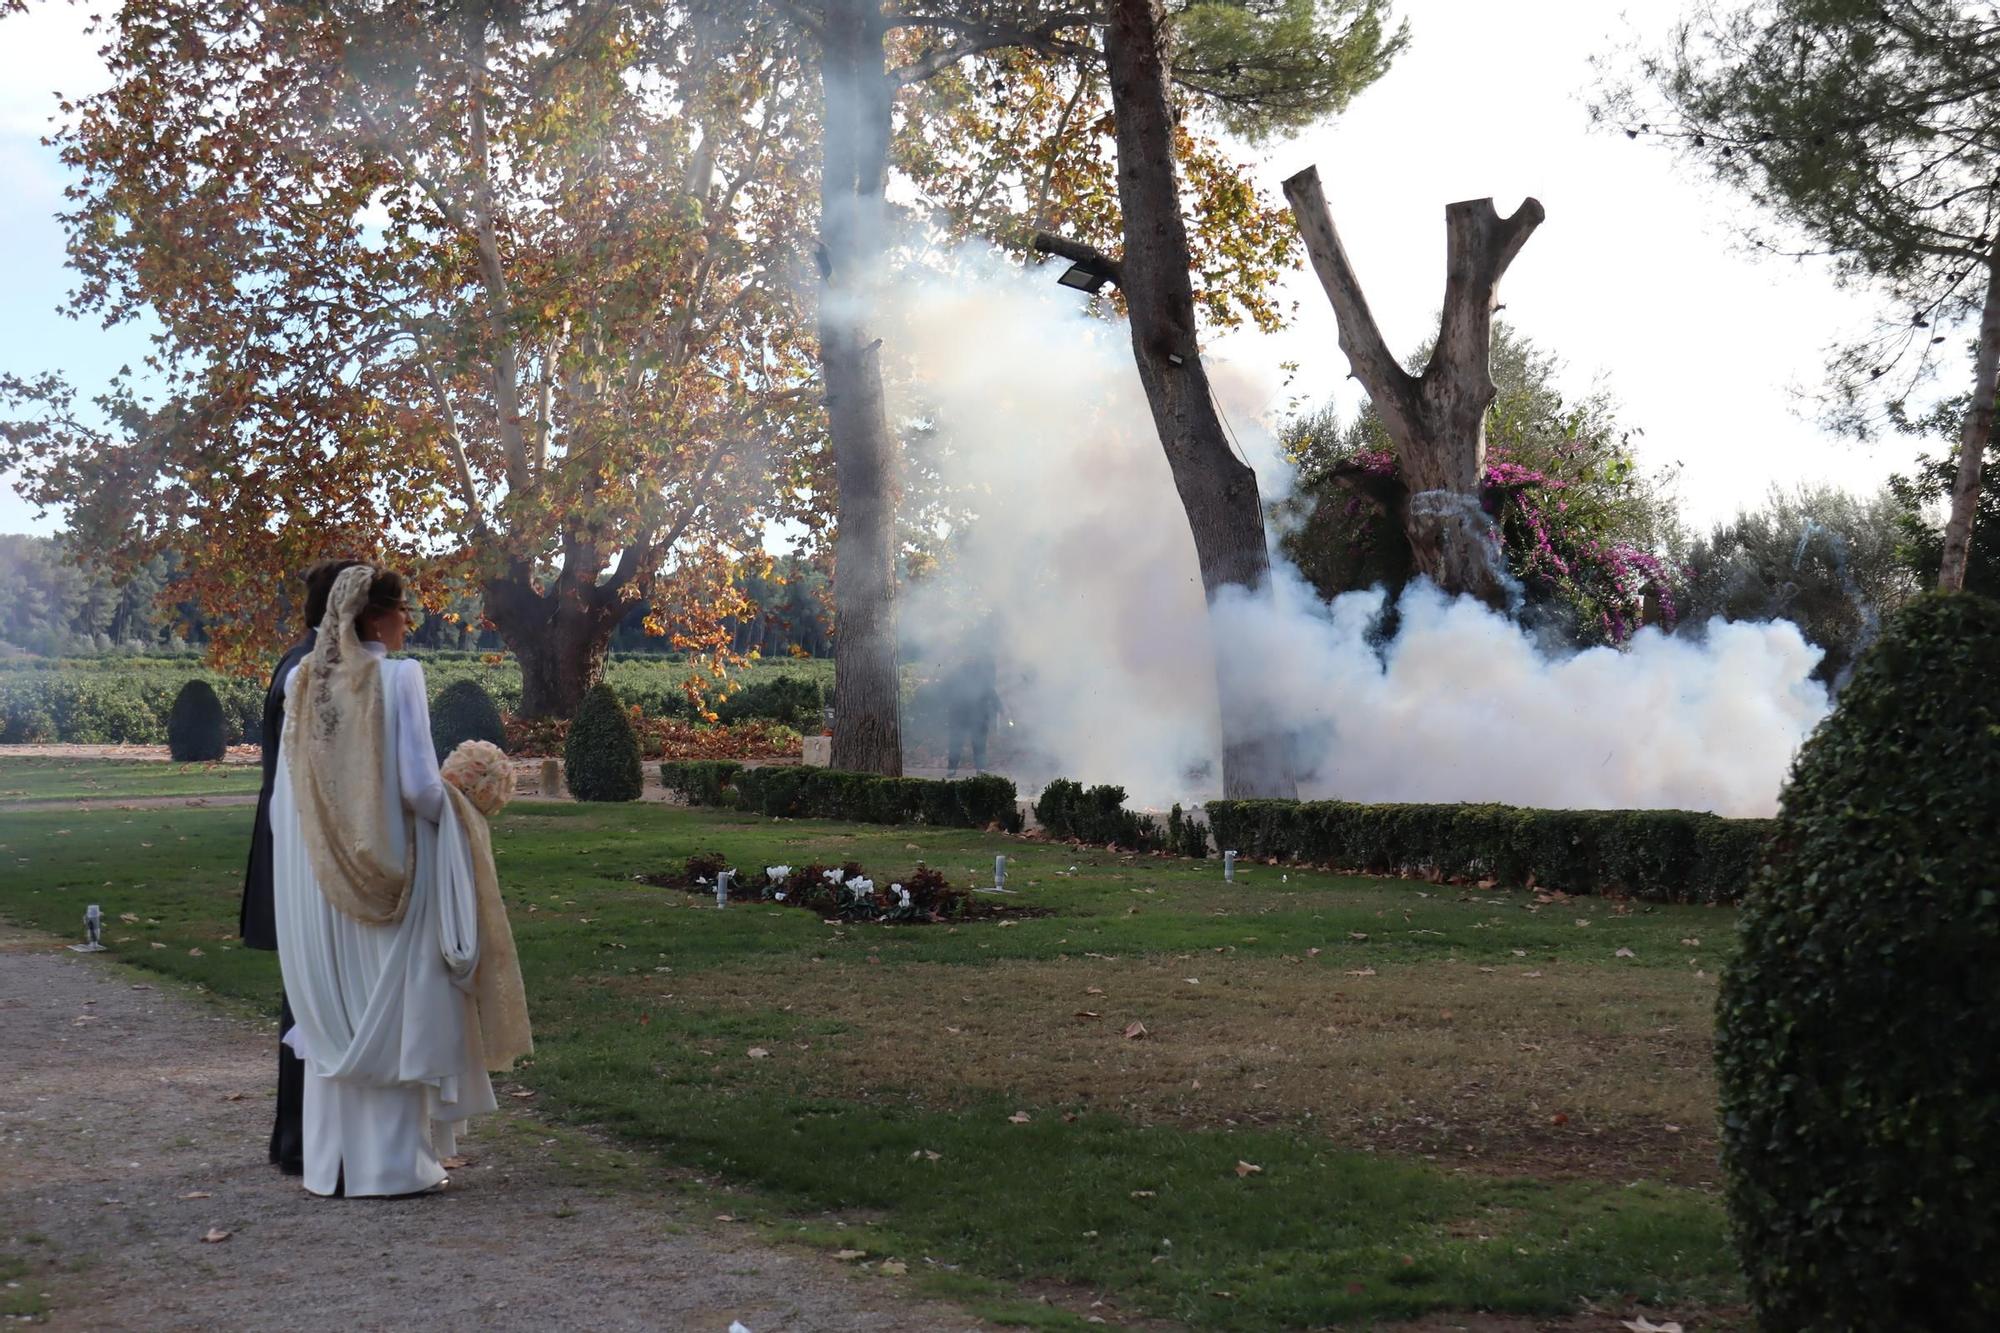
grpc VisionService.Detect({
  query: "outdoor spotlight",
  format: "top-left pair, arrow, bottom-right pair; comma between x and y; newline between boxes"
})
1056,261 -> 1110,294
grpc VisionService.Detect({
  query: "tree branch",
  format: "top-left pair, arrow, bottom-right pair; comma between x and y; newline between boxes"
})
1281,165 -> 1421,439
419,359 -> 485,530
1031,230 -> 1123,285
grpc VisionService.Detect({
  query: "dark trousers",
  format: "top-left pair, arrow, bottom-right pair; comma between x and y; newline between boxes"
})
270,993 -> 305,1173
947,724 -> 987,775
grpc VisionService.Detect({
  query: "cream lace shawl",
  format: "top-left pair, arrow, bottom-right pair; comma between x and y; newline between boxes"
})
283,565 -> 415,925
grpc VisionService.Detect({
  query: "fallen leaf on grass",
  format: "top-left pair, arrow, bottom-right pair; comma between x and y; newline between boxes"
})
747,1047 -> 771,1060
1680,937 -> 1701,947
1073,1010 -> 1101,1020
715,1214 -> 737,1223
1551,1112 -> 1569,1126
833,1249 -> 867,1262
910,1149 -> 943,1162
119,913 -> 139,923
187,947 -> 205,957
1620,1320 -> 1684,1333
179,1191 -> 212,1200
1343,967 -> 1376,978
509,1089 -> 536,1099
1234,1161 -> 1262,1178
150,942 -> 167,949
1306,947 -> 1321,957
201,1228 -> 231,1243
878,1261 -> 908,1276
441,1156 -> 471,1170
1615,947 -> 1636,959
1123,1021 -> 1148,1040
1348,932 -> 1368,941
1008,1111 -> 1032,1124
223,1092 -> 245,1102
1083,986 -> 1105,996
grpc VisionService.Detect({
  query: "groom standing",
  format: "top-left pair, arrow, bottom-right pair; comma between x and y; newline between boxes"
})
239,558 -> 362,1173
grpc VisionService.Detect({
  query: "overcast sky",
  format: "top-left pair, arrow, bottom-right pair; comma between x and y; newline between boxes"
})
0,0 -> 1928,540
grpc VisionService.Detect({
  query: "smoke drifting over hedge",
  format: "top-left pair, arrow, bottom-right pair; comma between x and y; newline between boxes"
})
884,246 -> 1828,817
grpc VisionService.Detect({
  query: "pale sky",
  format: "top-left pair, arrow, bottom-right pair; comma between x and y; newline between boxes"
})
0,0 -> 1924,540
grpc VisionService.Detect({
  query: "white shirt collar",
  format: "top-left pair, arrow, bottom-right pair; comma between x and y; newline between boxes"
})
362,641 -> 389,657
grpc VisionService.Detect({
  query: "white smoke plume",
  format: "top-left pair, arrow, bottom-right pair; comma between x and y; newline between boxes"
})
878,245 -> 1829,818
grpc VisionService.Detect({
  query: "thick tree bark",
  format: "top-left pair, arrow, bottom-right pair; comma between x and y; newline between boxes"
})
482,567 -> 622,720
1939,236 -> 2000,592
818,0 -> 903,776
1102,0 -> 1295,800
1283,167 -> 1543,609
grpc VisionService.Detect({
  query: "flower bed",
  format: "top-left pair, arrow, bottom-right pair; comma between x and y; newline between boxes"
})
638,854 -> 1046,925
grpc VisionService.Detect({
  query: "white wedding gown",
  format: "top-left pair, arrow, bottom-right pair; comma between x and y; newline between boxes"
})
272,644 -> 497,1197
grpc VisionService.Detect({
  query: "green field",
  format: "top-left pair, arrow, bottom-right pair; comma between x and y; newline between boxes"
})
0,653 -> 835,746
0,792 -> 1745,1329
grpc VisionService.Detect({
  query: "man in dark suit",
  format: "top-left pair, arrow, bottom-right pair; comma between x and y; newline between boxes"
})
241,558 -> 362,1174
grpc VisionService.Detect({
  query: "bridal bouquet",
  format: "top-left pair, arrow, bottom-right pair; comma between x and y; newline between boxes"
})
441,740 -> 515,817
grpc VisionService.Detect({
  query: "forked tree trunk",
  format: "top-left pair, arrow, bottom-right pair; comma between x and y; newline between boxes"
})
818,0 -> 902,775
1282,167 -> 1543,609
1101,0 -> 1296,800
1939,235 -> 2000,592
483,569 -> 621,719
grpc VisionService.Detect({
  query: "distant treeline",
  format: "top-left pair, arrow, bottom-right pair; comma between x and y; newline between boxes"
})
0,535 -> 833,661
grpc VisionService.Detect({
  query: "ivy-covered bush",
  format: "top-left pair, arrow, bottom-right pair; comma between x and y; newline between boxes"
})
1718,592 -> 2000,1330
712,674 -> 824,728
429,678 -> 507,761
1034,778 -> 1161,849
1199,799 -> 1768,903
712,766 -> 1019,830
564,683 -> 643,802
165,680 -> 227,761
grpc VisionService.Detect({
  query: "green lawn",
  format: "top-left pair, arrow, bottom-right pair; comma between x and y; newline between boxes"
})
0,755 -> 261,802
0,796 -> 1745,1330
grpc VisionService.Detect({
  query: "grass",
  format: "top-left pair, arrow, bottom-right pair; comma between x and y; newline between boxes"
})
0,789 -> 1746,1330
0,755 -> 261,803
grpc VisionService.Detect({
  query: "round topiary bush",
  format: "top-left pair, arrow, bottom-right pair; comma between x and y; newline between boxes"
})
1718,591 -> 2000,1331
166,679 -> 227,761
430,678 -> 508,761
564,682 -> 642,802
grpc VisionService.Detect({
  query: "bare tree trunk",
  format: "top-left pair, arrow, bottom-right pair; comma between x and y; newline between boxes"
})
1939,236 -> 2000,592
1101,0 -> 1295,800
818,0 -> 902,775
1282,167 -> 1543,609
482,568 -> 621,719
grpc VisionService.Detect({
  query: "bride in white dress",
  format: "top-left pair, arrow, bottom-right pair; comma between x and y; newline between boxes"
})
271,564 -> 526,1198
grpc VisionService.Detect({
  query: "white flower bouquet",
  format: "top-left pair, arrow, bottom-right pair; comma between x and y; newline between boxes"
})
441,740 -> 516,818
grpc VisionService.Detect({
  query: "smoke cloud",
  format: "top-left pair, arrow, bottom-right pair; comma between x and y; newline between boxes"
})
879,245 -> 1829,818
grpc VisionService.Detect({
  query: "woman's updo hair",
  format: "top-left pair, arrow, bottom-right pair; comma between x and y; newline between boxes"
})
362,568 -> 409,619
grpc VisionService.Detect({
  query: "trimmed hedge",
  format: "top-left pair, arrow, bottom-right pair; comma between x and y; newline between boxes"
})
166,680 -> 227,761
1199,799 -> 1770,904
658,759 -> 743,807
429,678 -> 507,761
1718,592 -> 2000,1330
658,761 -> 1019,830
1034,779 -> 1161,849
564,683 -> 643,802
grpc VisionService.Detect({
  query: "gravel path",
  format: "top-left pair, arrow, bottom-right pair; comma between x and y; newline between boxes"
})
0,927 -> 985,1332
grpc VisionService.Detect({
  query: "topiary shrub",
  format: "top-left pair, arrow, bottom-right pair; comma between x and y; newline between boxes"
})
166,680 -> 227,761
430,678 -> 508,761
564,682 -> 643,802
1717,591 -> 2000,1332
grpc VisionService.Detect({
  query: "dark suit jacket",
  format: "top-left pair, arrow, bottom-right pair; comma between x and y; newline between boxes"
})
239,632 -> 315,951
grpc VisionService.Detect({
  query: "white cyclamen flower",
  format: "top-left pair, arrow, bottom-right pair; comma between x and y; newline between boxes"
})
766,865 -> 792,883
823,868 -> 846,884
